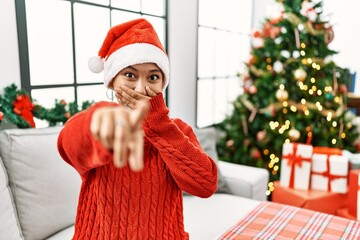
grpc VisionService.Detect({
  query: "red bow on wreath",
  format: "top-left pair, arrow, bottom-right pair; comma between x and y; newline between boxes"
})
13,94 -> 36,128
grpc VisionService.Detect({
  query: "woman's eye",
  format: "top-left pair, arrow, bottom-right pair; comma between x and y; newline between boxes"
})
149,75 -> 160,81
125,73 -> 135,78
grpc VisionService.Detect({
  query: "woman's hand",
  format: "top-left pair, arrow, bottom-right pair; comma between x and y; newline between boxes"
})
115,85 -> 157,110
90,101 -> 149,171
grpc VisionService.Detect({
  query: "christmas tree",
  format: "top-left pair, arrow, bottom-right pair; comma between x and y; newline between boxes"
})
216,0 -> 359,195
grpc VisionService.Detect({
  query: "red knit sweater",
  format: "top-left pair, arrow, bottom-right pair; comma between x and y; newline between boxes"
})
57,94 -> 218,240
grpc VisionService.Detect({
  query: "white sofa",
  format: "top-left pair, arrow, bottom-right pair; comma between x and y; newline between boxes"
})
0,126 -> 269,240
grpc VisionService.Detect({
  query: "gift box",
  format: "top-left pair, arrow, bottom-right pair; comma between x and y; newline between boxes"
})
310,147 -> 349,193
348,169 -> 360,220
279,143 -> 313,190
273,181 -> 347,215
336,207 -> 357,221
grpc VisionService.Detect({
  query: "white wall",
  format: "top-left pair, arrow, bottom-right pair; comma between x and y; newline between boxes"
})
167,0 -> 198,126
0,0 -> 21,94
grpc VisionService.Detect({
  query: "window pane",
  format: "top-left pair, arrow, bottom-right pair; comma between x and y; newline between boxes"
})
198,27 -> 215,78
25,0 -> 73,85
198,0 -> 217,27
77,85 -> 110,103
214,78 -> 229,123
214,0 -> 253,33
111,0 -> 140,12
74,3 -> 110,84
142,0 -> 165,16
111,10 -> 141,26
214,31 -> 229,77
197,79 -> 215,128
199,0 -> 252,33
81,0 -> 109,6
230,34 -> 250,76
144,16 -> 166,46
31,87 -> 74,108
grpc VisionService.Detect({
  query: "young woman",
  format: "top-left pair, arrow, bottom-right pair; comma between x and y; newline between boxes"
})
57,18 -> 218,240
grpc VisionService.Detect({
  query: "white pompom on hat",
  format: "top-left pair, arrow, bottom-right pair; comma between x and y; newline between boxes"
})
88,18 -> 170,90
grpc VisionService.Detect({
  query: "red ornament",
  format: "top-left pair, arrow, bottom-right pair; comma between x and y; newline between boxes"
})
0,111 -> 4,121
250,148 -> 262,159
13,94 -> 36,128
262,22 -> 281,39
252,30 -> 261,38
65,112 -> 71,119
338,84 -> 348,94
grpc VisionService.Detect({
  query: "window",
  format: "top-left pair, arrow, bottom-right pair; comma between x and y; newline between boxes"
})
196,0 -> 253,127
15,0 -> 167,108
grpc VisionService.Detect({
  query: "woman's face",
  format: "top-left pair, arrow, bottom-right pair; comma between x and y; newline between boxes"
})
111,63 -> 164,96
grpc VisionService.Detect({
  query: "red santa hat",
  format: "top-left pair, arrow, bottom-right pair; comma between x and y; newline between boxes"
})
88,18 -> 169,90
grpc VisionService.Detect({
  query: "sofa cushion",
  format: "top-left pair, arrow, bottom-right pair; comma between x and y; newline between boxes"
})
0,155 -> 23,240
194,127 -> 228,193
45,225 -> 74,240
0,127 -> 81,240
183,193 -> 260,240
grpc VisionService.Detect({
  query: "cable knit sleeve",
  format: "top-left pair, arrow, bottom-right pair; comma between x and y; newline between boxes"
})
57,101 -> 118,176
143,94 -> 218,198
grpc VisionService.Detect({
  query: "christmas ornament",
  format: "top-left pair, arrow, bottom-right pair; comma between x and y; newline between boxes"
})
266,2 -> 284,24
0,111 -> 3,122
325,92 -> 334,100
248,85 -> 257,94
262,22 -> 281,39
288,127 -> 301,141
250,148 -> 262,159
294,68 -> 307,81
276,89 -> 289,102
273,61 -> 284,73
292,51 -> 300,58
325,26 -> 334,44
257,130 -> 267,142
339,84 -> 348,94
280,50 -> 290,58
226,139 -> 234,148
300,0 -> 318,22
243,78 -> 254,93
252,37 -> 264,49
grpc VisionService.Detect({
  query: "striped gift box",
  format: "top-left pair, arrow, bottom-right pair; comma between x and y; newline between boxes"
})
220,201 -> 360,240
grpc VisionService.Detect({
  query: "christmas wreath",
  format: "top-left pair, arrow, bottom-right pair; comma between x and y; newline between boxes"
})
0,84 -> 94,128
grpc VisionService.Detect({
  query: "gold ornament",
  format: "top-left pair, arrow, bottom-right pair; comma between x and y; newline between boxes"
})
294,68 -> 307,82
288,127 -> 301,141
276,89 -> 289,102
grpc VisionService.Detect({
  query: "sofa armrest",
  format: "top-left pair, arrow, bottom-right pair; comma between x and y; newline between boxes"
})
218,161 -> 269,201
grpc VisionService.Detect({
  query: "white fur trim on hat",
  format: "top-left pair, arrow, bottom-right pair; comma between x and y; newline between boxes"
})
104,43 -> 169,89
88,56 -> 104,73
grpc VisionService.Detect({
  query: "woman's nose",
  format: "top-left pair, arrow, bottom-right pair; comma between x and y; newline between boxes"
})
134,79 -> 147,95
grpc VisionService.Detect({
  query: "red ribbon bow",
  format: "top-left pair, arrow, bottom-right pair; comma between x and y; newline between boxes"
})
13,94 -> 36,128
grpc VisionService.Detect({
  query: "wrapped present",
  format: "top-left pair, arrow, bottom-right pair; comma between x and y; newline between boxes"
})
279,143 -> 313,190
310,147 -> 349,193
342,150 -> 360,169
273,181 -> 347,215
348,169 -> 360,220
336,207 -> 357,221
